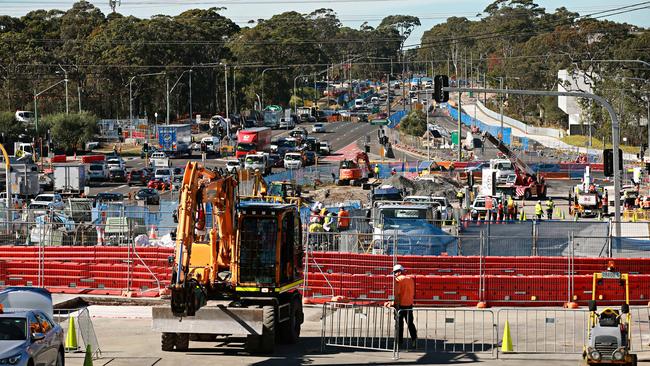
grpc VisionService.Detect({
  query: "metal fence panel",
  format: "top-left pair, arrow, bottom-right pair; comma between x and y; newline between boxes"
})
321,303 -> 396,352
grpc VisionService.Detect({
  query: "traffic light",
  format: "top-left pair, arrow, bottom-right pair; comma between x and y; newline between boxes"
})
143,142 -> 149,151
603,148 -> 623,177
433,75 -> 449,103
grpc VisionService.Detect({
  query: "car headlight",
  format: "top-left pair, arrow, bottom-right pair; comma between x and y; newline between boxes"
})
0,354 -> 22,365
612,348 -> 626,361
589,349 -> 601,361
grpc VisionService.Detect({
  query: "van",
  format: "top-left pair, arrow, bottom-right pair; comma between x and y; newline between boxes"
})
15,110 -> 34,123
354,99 -> 364,109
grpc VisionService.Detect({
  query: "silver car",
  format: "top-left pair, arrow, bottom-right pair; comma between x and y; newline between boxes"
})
0,289 -> 65,366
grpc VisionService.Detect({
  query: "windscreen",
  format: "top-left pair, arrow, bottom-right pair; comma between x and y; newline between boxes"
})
0,318 -> 27,340
237,143 -> 255,151
285,154 -> 300,161
239,217 -> 277,284
156,169 -> 170,176
89,165 -> 104,171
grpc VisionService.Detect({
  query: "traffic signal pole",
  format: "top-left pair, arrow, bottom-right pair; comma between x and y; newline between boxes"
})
442,86 -> 622,238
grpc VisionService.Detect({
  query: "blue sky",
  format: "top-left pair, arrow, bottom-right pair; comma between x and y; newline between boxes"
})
1,0 -> 648,43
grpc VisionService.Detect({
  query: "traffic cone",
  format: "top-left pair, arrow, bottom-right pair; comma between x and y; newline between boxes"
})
149,225 -> 158,240
83,344 -> 93,366
65,317 -> 79,351
501,320 -> 513,352
522,211 -> 526,221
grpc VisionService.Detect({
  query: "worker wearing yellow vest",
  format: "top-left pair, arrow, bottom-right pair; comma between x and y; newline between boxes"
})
506,196 -> 516,220
534,200 -> 543,220
545,198 -> 555,220
374,164 -> 380,177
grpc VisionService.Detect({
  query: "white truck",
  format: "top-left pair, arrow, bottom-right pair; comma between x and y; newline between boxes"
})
244,153 -> 272,175
150,152 -> 171,168
53,164 -> 86,195
489,159 -> 515,184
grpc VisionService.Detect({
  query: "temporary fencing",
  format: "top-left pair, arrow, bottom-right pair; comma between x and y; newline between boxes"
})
55,307 -> 102,359
321,302 -> 397,353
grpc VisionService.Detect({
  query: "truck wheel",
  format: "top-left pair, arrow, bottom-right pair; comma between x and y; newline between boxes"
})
349,180 -> 356,186
260,306 -> 276,353
175,333 -> 189,352
279,296 -> 303,344
161,332 -> 176,351
629,353 -> 637,366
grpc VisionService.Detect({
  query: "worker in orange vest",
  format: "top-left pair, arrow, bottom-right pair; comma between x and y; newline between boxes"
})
337,204 -> 350,231
388,264 -> 418,349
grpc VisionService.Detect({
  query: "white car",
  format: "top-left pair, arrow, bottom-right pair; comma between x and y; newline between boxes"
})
225,160 -> 241,174
154,168 -> 172,182
312,123 -> 326,133
279,118 -> 295,129
31,193 -> 65,211
284,153 -> 303,169
106,157 -> 125,170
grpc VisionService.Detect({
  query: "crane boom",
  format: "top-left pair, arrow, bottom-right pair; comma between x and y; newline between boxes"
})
482,131 -> 536,177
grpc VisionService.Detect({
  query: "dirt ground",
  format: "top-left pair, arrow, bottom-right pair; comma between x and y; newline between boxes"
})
306,184 -> 372,206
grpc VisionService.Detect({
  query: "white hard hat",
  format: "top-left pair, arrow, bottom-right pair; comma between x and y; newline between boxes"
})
338,203 -> 344,208
392,264 -> 405,273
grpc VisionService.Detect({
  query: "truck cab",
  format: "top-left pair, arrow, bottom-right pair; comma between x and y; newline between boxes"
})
244,153 -> 271,175
490,159 -> 515,184
284,152 -> 303,170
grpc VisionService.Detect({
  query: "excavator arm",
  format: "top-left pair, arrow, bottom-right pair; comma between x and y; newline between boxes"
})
171,161 -> 238,316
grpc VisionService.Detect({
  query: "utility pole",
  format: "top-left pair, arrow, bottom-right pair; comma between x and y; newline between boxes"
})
457,92 -> 462,161
189,69 -> 193,123
499,77 -> 504,138
224,64 -> 229,138
166,77 -> 170,125
58,65 -> 69,114
77,83 -> 81,112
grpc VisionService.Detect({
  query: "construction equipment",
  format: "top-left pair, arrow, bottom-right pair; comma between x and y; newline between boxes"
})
152,162 -> 304,354
337,152 -> 373,186
583,266 -> 637,366
569,185 -> 605,218
483,131 -> 547,199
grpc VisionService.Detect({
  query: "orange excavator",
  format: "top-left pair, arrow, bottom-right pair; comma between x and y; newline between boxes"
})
337,151 -> 373,186
152,161 -> 304,354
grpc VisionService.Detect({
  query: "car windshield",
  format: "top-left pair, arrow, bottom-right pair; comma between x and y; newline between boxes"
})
89,165 -> 104,171
227,161 -> 239,166
279,140 -> 297,148
130,170 -> 141,176
246,156 -> 264,163
107,159 -> 120,164
237,143 -> 255,151
36,195 -> 53,201
156,169 -> 170,176
0,318 -> 27,340
285,155 -> 300,161
381,208 -> 428,220
315,124 -> 323,128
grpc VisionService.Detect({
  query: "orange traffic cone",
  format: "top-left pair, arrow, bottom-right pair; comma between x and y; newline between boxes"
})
149,225 -> 158,240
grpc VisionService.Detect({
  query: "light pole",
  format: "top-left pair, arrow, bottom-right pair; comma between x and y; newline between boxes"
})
128,71 -> 165,123
57,64 -> 69,114
261,66 -> 289,107
167,70 -> 192,124
34,79 -> 68,134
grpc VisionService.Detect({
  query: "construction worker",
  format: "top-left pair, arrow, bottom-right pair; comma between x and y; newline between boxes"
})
535,200 -> 543,220
506,196 -> 516,220
389,264 -> 417,349
374,164 -> 380,177
337,204 -> 350,231
545,197 -> 555,220
497,201 -> 504,221
456,189 -> 465,208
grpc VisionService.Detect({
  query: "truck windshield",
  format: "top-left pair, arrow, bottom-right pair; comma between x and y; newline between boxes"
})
381,208 -> 428,220
263,111 -> 280,123
239,217 -> 277,284
279,140 -> 297,148
89,165 -> 104,171
237,143 -> 255,151
246,156 -> 264,164
0,318 -> 27,340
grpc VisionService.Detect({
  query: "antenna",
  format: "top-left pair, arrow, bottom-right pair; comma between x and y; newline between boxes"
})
109,0 -> 121,13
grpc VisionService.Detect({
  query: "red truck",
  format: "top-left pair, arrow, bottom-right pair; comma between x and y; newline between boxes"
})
236,127 -> 272,159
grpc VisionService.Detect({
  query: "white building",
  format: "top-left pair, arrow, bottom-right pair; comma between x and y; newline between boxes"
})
558,69 -> 597,135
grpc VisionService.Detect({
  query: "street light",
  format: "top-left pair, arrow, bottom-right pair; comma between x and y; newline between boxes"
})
128,71 -> 165,123
261,66 -> 289,107
56,64 -> 69,114
34,78 -> 68,133
167,69 -> 192,125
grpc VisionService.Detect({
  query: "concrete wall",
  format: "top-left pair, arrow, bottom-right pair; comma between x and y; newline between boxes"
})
475,100 -> 564,139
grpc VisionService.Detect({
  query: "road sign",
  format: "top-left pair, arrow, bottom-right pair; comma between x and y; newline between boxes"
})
370,119 -> 389,126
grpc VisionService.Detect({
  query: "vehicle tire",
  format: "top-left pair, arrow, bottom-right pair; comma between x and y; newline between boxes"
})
175,333 -> 189,352
630,353 -> 637,366
260,306 -> 276,353
349,180 -> 356,186
279,296 -> 303,344
56,350 -> 64,366
161,332 -> 176,351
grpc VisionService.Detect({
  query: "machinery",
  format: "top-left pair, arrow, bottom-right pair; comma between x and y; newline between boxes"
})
483,132 -> 547,199
583,268 -> 637,366
152,162 -> 304,354
570,185 -> 605,218
337,152 -> 373,186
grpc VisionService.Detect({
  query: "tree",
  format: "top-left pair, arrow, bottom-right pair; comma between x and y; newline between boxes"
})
41,112 -> 98,151
0,112 -> 30,144
398,109 -> 426,136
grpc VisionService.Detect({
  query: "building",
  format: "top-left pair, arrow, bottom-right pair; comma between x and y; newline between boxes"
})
557,69 -> 597,135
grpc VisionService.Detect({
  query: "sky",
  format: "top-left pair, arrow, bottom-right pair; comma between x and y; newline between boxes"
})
1,0 -> 648,44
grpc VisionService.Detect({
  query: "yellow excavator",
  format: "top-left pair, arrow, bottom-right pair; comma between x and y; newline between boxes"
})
152,162 -> 304,354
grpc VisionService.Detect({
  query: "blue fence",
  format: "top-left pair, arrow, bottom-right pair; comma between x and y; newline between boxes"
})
445,103 -> 512,145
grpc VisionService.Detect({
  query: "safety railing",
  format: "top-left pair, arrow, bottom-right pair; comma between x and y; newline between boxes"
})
321,302 -> 397,353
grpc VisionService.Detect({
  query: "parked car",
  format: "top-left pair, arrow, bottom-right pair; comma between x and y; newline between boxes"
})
147,178 -> 172,191
108,167 -> 126,182
30,194 -> 64,211
0,289 -> 65,366
127,168 -> 153,186
311,123 -> 326,133
268,154 -> 284,168
172,175 -> 183,190
154,168 -> 172,182
135,188 -> 160,205
225,160 -> 241,174
87,163 -> 108,182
